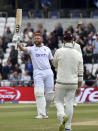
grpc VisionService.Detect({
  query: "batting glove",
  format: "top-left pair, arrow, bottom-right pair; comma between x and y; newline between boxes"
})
12,34 -> 20,44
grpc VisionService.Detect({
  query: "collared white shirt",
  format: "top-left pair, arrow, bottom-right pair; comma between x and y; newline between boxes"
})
53,42 -> 83,84
27,44 -> 53,70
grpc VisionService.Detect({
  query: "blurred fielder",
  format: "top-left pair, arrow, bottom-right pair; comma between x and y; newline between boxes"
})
53,33 -> 83,131
13,32 -> 54,119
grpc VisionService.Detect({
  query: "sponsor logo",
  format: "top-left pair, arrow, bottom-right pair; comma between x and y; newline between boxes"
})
77,87 -> 98,102
36,54 -> 47,57
0,87 -> 21,101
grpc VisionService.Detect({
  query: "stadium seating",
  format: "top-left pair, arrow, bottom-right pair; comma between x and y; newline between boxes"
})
91,10 -> 98,18
5,17 -> 16,34
0,16 -> 97,87
1,80 -> 11,87
70,12 -> 83,18
0,23 -> 5,28
6,48 -> 11,53
85,64 -> 93,72
7,43 -> 17,49
23,11 -> 29,18
0,17 -> 6,37
0,31 -> 4,37
33,12 -> 43,18
92,64 -> 98,75
7,17 -> 16,23
48,11 -> 60,18
85,64 -> 98,75
0,17 -> 6,23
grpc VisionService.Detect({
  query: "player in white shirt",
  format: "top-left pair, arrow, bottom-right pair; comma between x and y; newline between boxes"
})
21,70 -> 31,86
53,33 -> 83,131
60,36 -> 83,107
13,33 -> 54,119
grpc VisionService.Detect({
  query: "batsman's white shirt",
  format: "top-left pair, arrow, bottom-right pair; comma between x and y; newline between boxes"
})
27,44 -> 53,70
27,44 -> 54,92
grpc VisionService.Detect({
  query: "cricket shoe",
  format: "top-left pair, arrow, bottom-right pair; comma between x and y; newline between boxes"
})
35,115 -> 48,119
59,116 -> 68,131
65,129 -> 72,131
73,103 -> 78,107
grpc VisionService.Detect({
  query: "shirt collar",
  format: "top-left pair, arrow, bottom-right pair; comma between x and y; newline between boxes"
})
34,43 -> 44,47
63,43 -> 74,48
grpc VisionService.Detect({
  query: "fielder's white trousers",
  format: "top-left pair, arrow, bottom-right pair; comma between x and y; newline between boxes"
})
54,87 -> 76,130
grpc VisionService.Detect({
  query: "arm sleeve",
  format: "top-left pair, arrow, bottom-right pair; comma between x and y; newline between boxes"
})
53,50 -> 58,68
78,54 -> 83,82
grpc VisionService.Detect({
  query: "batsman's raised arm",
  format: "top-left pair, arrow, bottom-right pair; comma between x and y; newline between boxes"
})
13,34 -> 28,53
18,43 -> 28,53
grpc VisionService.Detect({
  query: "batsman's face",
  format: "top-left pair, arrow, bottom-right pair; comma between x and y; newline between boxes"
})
34,35 -> 42,46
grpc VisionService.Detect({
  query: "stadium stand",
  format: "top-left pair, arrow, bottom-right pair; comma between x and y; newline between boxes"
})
91,10 -> 98,18
0,17 -> 98,87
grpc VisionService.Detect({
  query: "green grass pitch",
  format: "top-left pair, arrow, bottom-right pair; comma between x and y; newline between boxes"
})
0,103 -> 98,131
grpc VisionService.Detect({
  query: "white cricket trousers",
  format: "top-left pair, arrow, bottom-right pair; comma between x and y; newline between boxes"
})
34,69 -> 54,116
54,87 -> 76,130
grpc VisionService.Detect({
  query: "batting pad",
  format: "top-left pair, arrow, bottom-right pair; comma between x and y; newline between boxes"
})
34,86 -> 44,97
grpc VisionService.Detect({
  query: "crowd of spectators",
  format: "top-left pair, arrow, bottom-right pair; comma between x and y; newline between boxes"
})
0,21 -> 98,87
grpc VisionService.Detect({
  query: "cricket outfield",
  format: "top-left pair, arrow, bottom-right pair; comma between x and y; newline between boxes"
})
0,103 -> 98,131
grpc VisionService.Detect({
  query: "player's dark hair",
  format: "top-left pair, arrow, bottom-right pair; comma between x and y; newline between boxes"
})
63,32 -> 73,42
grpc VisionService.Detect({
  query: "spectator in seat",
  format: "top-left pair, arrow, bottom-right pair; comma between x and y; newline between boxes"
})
75,33 -> 85,50
27,39 -> 33,47
86,32 -> 95,46
85,22 -> 96,35
0,38 -> 4,59
54,23 -> 63,40
24,22 -> 33,34
14,63 -> 22,73
92,33 -> 98,63
9,45 -> 18,66
42,29 -> 48,45
83,41 -> 93,63
95,68 -> 98,77
66,25 -> 74,35
2,60 -> 13,80
25,58 -> 33,79
3,27 -> 13,52
0,60 -> 2,80
47,32 -> 58,54
84,69 -> 96,86
36,23 -> 44,34
23,31 -> 33,42
23,23 -> 33,42
9,71 -> 20,87
21,70 -> 31,86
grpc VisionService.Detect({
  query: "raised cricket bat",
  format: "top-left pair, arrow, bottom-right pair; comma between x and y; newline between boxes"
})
15,9 -> 22,35
14,9 -> 22,57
